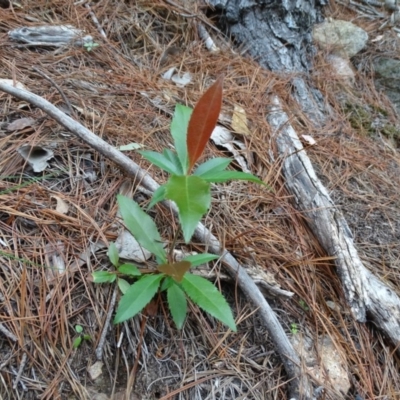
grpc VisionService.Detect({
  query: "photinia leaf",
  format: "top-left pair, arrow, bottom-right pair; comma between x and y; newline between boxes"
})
118,263 -> 141,276
193,157 -> 232,177
107,242 -> 119,267
138,150 -> 182,175
181,273 -> 237,331
117,195 -> 167,263
187,76 -> 223,172
198,170 -> 265,184
163,149 -> 184,175
164,175 -> 211,243
147,185 -> 167,210
117,278 -> 131,294
157,261 -> 191,283
92,271 -> 117,283
161,276 -> 174,291
167,283 -> 187,329
183,253 -> 218,267
170,104 -> 192,173
114,274 -> 164,324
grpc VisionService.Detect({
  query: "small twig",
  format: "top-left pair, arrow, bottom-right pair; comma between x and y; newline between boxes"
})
85,3 -> 107,38
163,0 -> 223,34
95,286 -> 118,360
32,67 -> 76,117
10,366 -> 28,391
0,323 -> 18,342
126,314 -> 147,398
197,23 -> 220,52
13,352 -> 28,390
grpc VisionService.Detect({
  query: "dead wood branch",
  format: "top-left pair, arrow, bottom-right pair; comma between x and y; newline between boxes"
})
0,83 -> 316,400
267,95 -> 400,352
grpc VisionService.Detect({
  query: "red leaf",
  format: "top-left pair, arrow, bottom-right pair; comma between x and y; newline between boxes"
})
187,76 -> 223,172
157,261 -> 191,283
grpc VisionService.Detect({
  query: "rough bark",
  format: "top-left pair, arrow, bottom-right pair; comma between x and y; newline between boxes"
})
208,0 -> 327,121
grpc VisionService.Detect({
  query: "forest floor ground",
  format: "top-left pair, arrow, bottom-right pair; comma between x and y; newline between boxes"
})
1,1 -> 400,399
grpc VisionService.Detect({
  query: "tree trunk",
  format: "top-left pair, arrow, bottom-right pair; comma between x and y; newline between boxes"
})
209,0 -> 328,121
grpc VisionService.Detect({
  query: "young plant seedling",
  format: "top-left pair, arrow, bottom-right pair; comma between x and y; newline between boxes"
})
299,299 -> 310,312
93,76 -> 266,331
84,41 -> 99,52
73,325 -> 92,349
290,323 -> 299,335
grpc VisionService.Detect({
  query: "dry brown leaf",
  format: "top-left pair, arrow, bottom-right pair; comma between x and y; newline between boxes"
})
231,104 -> 251,136
51,195 -> 69,214
6,117 -> 35,131
17,145 -> 54,172
88,361 -> 103,380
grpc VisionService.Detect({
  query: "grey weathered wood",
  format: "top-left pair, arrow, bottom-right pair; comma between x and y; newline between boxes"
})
8,25 -> 92,47
267,96 -> 400,350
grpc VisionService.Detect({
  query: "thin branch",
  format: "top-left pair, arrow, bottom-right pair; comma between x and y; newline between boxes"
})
13,352 -> 28,390
96,286 -> 118,360
31,67 -> 76,117
267,95 -> 400,354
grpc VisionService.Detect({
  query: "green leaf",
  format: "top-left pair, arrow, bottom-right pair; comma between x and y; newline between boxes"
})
181,274 -> 236,331
138,150 -> 182,175
167,283 -> 187,329
118,263 -> 141,276
163,149 -> 184,175
117,195 -> 167,263
92,271 -> 117,283
164,175 -> 211,243
75,325 -> 83,333
170,104 -> 192,173
119,143 -> 143,151
161,276 -> 174,291
183,253 -> 218,267
83,334 -> 91,341
199,170 -> 265,184
193,157 -> 232,176
147,185 -> 166,210
73,336 -> 82,349
107,242 -> 119,267
117,278 -> 131,294
114,274 -> 164,324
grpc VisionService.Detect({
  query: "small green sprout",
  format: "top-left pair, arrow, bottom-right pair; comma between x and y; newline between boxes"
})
299,299 -> 309,312
84,41 -> 99,52
72,324 -> 91,349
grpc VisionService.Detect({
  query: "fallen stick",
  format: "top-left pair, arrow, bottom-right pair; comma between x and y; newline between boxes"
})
267,95 -> 400,352
0,82 -> 316,399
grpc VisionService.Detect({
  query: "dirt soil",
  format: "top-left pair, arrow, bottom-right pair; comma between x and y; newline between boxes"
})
1,1 -> 400,400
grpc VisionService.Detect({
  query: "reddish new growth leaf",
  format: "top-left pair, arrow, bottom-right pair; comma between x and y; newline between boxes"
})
187,76 -> 223,172
157,261 -> 191,283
